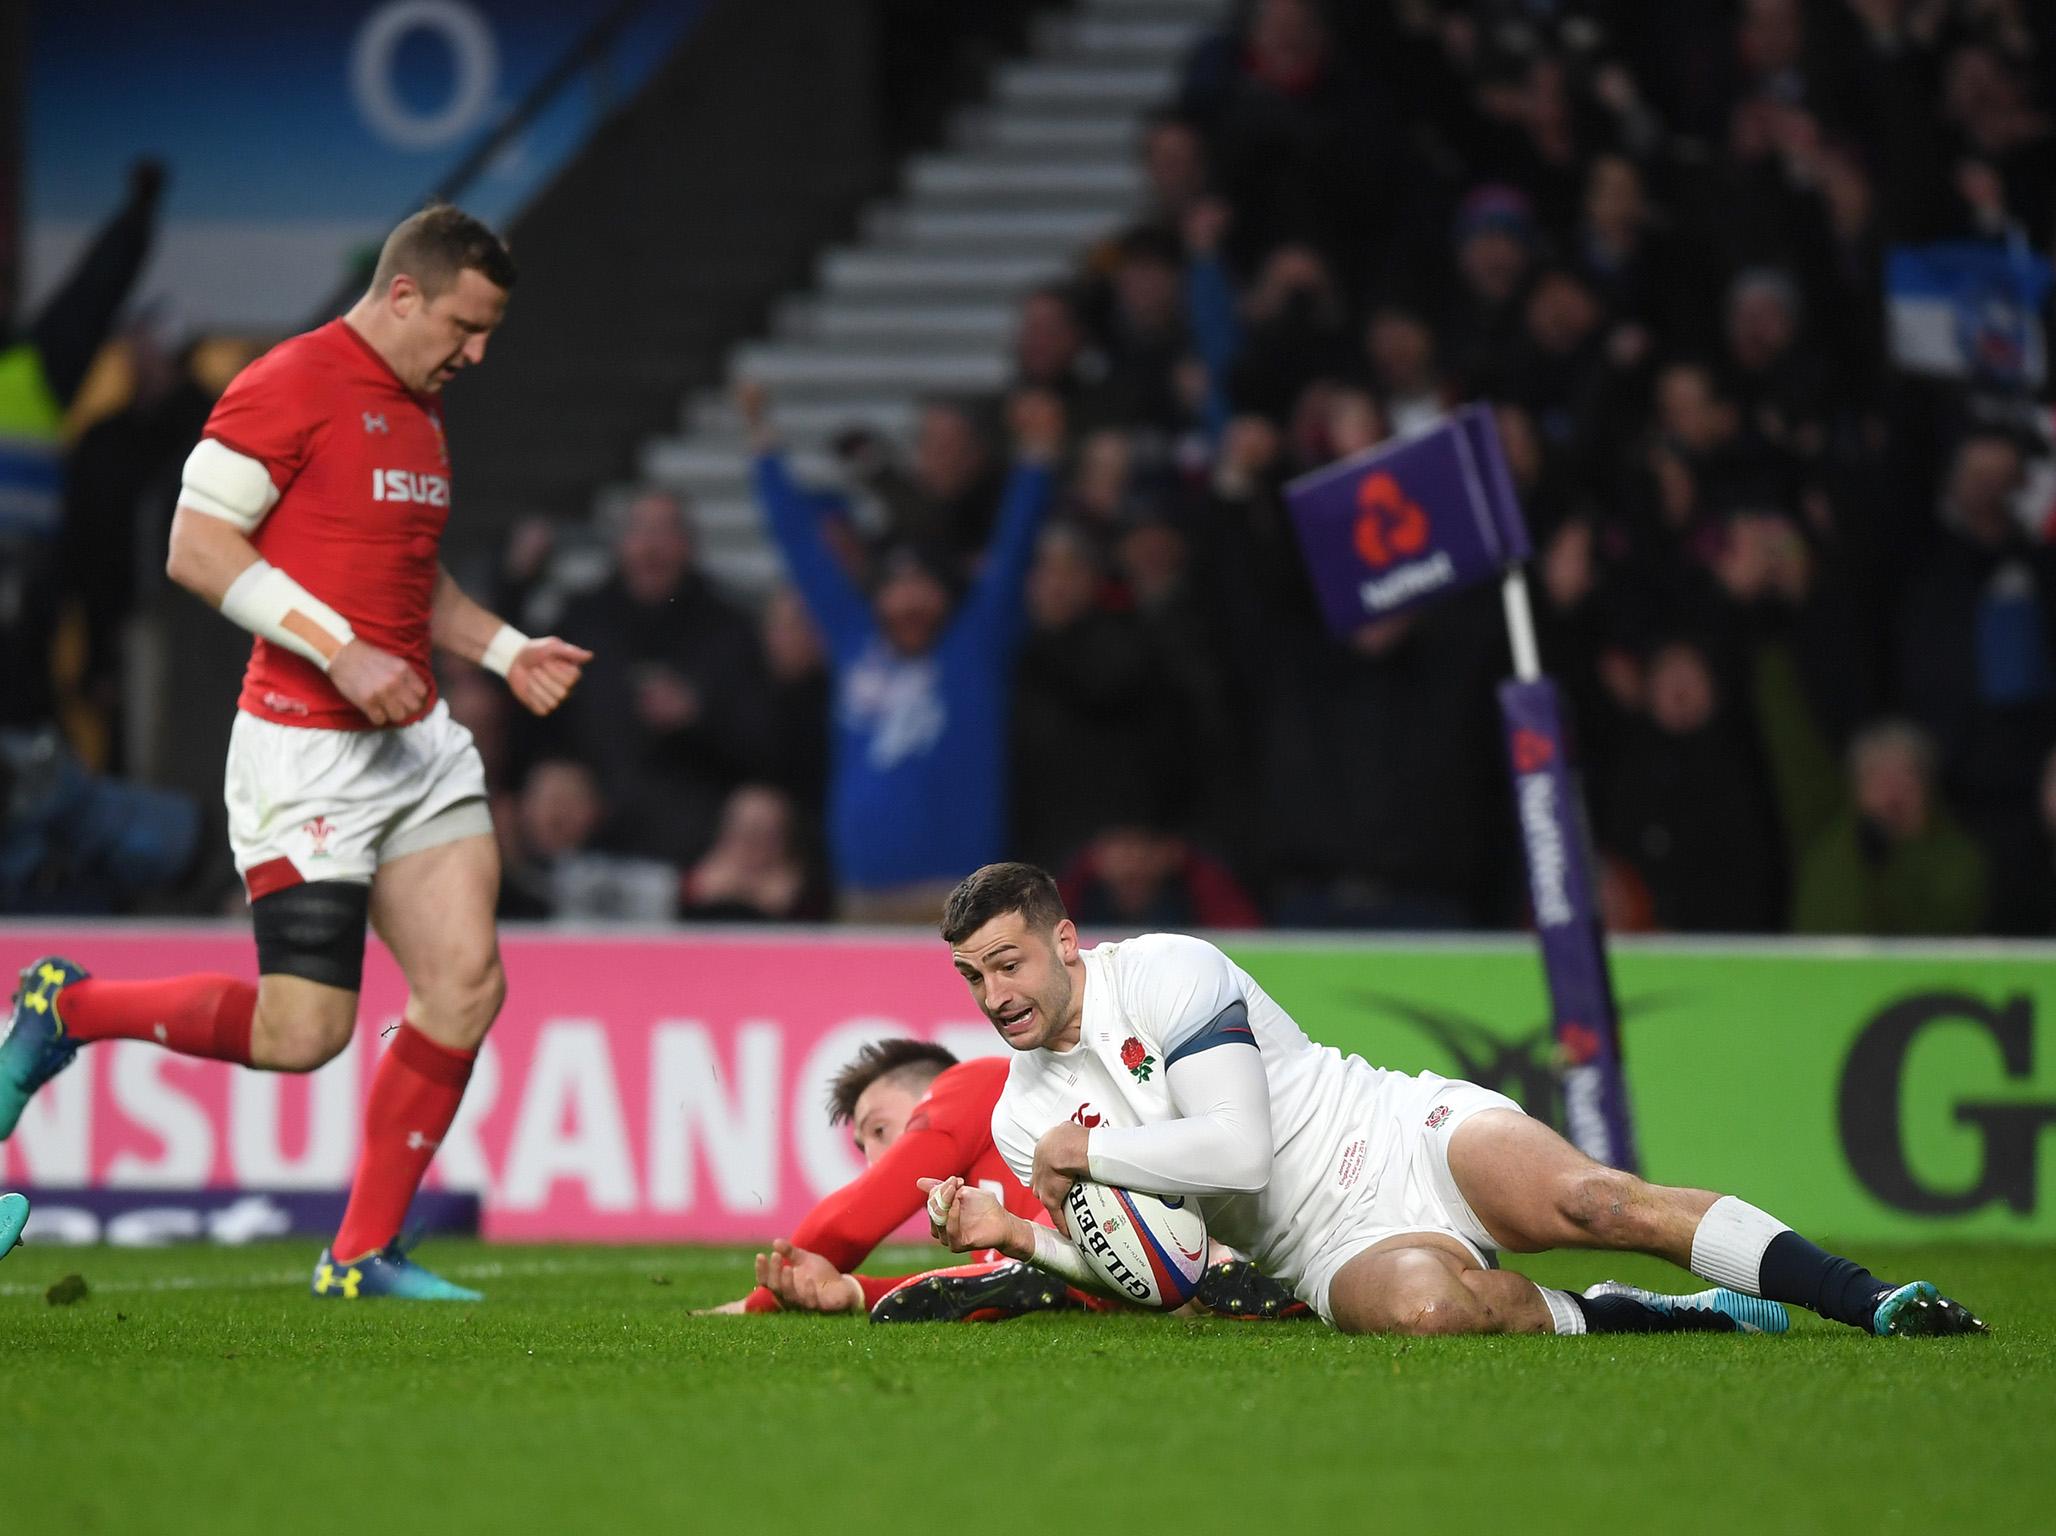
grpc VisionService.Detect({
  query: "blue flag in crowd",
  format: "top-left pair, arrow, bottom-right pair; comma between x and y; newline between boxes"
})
1887,241 -> 2055,389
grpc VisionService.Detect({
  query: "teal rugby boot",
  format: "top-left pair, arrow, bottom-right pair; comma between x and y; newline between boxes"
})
0,957 -> 89,1138
1584,1280 -> 1790,1334
311,1240 -> 483,1302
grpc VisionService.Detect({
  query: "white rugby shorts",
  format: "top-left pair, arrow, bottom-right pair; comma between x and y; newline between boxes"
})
1275,1069 -> 1525,1326
225,699 -> 491,897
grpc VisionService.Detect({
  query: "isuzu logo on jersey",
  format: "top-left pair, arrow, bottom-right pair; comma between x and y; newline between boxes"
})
371,468 -> 451,505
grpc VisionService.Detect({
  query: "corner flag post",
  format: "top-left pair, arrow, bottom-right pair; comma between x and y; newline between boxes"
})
1286,409 -> 1640,1173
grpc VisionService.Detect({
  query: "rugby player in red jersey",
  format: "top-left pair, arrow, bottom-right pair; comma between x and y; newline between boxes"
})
709,1039 -> 1303,1323
0,206 -> 590,1300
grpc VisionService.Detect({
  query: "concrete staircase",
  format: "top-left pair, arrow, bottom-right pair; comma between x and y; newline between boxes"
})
623,0 -> 1229,596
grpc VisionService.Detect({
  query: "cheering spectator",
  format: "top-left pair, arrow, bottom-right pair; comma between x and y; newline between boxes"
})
1178,0 -> 1407,281
552,490 -> 773,866
1793,720 -> 1988,936
1599,638 -> 1783,932
680,784 -> 824,922
3,161 -> 165,732
1010,286 -> 1107,428
1899,430 -> 2056,830
1364,306 -> 1451,440
1136,111 -> 1214,239
761,584 -> 831,815
839,398 -> 1005,565
1057,823 -> 1262,932
1442,185 -> 1539,394
1226,243 -> 1354,422
1011,523 -> 1181,869
1093,225 -> 1199,436
750,381 -> 1060,921
497,759 -> 678,923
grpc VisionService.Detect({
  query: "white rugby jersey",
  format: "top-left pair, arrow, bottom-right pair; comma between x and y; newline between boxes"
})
991,932 -> 1399,1275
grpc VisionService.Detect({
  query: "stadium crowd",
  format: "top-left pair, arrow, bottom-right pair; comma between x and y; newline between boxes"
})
12,0 -> 2056,937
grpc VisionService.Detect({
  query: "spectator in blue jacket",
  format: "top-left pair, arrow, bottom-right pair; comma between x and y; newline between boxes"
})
745,381 -> 1062,922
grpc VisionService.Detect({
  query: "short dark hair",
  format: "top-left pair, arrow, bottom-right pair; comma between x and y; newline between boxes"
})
940,861 -> 1068,946
826,1039 -> 957,1126
371,203 -> 517,299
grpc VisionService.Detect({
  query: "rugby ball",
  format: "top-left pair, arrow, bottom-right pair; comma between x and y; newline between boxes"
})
1061,1181 -> 1208,1309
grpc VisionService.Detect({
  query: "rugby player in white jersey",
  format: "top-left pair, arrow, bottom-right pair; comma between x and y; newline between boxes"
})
922,864 -> 1987,1337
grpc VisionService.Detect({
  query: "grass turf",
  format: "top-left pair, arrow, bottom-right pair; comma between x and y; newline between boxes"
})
2,1240 -> 2049,1534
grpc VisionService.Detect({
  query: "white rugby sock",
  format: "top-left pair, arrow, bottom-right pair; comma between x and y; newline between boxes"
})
1688,1196 -> 1790,1295
1537,1284 -> 1587,1335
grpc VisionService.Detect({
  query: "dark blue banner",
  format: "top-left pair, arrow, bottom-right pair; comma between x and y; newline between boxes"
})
14,1186 -> 480,1247
1497,679 -> 1638,1172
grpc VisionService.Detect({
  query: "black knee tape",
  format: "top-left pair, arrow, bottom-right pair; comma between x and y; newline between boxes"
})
253,879 -> 371,991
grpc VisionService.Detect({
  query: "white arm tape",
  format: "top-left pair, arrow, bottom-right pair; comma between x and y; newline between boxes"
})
180,438 -> 281,533
1028,1221 -> 1106,1293
220,560 -> 355,671
481,622 -> 529,678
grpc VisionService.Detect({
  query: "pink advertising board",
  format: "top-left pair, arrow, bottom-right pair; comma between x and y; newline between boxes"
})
0,926 -> 1006,1241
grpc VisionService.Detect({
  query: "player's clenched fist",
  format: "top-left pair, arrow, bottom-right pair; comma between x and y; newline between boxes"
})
329,639 -> 429,726
506,636 -> 592,717
918,1176 -> 1018,1256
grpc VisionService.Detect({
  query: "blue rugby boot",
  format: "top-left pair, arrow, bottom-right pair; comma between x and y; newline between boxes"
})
1,958 -> 89,1138
0,1192 -> 28,1259
1584,1280 -> 1790,1334
1871,1281 -> 1988,1337
311,1240 -> 483,1302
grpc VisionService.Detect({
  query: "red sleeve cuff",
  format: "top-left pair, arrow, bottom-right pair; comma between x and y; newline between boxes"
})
855,1272 -> 915,1309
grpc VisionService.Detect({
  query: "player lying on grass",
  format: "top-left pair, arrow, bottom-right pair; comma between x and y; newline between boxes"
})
1,206 -> 590,1300
922,863 -> 1988,1338
710,1039 -> 1302,1322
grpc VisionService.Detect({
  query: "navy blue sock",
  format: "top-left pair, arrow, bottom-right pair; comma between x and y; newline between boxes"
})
1757,1231 -> 1892,1329
1572,1293 -> 1734,1334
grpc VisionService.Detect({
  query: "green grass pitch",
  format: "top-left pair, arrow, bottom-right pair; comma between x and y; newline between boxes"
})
3,1240 -> 2050,1534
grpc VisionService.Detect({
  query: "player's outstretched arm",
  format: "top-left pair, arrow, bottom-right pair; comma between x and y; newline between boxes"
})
429,565 -> 591,716
167,501 -> 426,726
751,1240 -> 865,1314
956,391 -> 1062,639
743,380 -> 874,652
718,1094 -> 991,1312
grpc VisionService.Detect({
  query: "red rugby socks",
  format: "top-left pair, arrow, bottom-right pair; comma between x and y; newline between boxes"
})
333,1022 -> 475,1263
58,974 -> 257,1065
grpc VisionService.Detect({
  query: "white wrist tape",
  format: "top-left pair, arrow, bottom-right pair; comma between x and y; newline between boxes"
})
180,438 -> 281,533
1028,1221 -> 1100,1291
481,622 -> 529,678
220,560 -> 355,671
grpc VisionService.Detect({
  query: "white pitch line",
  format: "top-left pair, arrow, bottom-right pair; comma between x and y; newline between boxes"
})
0,1244 -> 944,1300
0,1253 -> 712,1299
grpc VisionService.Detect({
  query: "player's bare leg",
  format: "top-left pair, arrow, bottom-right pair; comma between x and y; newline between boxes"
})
1445,1110 -> 1716,1260
1325,1232 -> 1554,1336
316,830 -> 502,1295
368,832 -> 506,1054
1446,1110 -> 1985,1337
248,973 -> 358,1071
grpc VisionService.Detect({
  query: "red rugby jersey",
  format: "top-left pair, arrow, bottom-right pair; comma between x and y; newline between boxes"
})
744,1055 -> 1044,1312
201,318 -> 451,730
